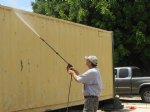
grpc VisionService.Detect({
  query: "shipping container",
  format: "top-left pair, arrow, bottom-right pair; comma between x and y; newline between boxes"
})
0,5 -> 114,112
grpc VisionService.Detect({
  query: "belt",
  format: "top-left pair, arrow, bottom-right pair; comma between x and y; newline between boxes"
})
84,95 -> 98,98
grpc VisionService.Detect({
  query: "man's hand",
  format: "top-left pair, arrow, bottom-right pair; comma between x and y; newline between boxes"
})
68,70 -> 75,75
66,64 -> 79,80
68,69 -> 79,82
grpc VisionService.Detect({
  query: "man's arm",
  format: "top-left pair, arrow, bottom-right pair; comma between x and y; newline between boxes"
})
68,69 -> 93,83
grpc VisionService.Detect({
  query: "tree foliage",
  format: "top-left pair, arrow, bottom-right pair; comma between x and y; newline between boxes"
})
32,0 -> 150,71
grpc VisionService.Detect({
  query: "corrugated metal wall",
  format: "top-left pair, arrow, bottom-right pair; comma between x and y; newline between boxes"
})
0,5 -> 113,112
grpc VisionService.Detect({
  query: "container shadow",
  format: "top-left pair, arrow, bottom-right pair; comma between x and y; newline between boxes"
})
120,99 -> 142,103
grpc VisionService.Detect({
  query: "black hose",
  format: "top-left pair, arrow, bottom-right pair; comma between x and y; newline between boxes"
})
66,75 -> 73,112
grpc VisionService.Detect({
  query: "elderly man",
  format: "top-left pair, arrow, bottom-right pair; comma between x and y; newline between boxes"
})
67,55 -> 102,112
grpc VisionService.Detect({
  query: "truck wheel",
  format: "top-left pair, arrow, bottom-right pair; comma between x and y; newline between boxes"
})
141,87 -> 150,103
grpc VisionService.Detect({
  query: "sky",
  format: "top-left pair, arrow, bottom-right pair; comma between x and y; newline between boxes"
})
0,0 -> 35,12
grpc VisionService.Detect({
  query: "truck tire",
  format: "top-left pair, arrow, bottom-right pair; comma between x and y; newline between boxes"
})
140,87 -> 150,103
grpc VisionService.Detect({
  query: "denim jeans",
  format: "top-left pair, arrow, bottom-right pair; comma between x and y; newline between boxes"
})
83,97 -> 99,112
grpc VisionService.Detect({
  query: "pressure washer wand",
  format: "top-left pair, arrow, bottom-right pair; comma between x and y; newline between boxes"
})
39,36 -> 72,67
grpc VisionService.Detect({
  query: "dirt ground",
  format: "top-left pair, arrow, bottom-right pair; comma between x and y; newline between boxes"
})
97,97 -> 150,112
64,97 -> 150,112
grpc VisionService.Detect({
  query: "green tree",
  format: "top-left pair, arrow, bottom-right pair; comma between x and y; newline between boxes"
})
110,0 -> 150,71
32,0 -> 150,71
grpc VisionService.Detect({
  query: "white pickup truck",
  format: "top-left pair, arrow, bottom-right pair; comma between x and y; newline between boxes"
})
115,67 -> 150,103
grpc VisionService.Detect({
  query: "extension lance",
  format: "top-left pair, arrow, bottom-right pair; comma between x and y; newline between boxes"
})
39,36 -> 72,67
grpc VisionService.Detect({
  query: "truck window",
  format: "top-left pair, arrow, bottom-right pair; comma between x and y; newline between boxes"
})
132,68 -> 142,77
119,69 -> 128,78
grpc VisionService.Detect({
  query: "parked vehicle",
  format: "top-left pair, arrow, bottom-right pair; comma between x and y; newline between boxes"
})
115,66 -> 150,103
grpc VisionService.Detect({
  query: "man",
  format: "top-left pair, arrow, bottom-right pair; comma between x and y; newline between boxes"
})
67,55 -> 102,112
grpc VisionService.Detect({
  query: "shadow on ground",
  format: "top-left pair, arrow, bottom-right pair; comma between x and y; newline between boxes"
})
45,98 -> 145,112
120,99 -> 142,103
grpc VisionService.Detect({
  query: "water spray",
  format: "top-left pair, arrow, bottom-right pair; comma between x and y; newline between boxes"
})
14,10 -> 72,67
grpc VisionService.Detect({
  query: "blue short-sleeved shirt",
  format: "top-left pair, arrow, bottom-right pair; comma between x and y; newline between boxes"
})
76,68 -> 102,97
